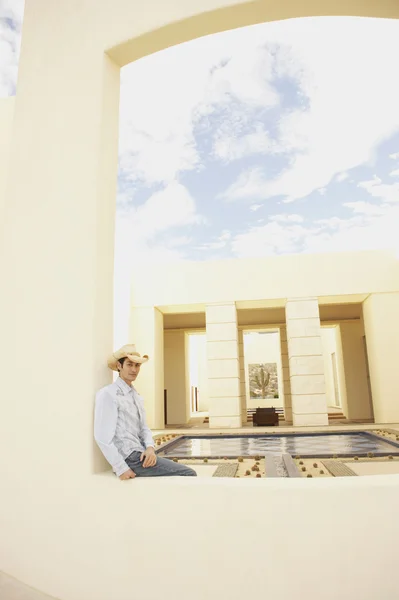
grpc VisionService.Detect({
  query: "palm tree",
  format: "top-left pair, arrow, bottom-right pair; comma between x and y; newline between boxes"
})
251,366 -> 270,398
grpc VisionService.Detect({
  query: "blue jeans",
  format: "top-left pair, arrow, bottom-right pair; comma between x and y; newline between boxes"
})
126,451 -> 197,477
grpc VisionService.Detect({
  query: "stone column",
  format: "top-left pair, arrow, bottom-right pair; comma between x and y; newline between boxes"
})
206,302 -> 241,428
279,326 -> 292,423
285,298 -> 328,427
238,329 -> 247,424
130,306 -> 165,429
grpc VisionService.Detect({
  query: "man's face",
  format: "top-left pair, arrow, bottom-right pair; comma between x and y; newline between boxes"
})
119,358 -> 141,383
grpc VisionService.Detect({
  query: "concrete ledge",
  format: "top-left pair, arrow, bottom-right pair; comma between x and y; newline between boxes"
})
2,475 -> 399,599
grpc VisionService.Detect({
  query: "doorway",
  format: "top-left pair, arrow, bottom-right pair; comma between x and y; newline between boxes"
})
243,330 -> 282,409
362,335 -> 375,420
188,332 -> 208,418
321,326 -> 343,410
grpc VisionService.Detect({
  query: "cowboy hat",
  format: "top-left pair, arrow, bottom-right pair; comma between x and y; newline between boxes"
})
107,344 -> 149,371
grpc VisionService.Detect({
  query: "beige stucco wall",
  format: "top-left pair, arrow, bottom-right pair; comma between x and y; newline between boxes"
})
130,307 -> 165,429
2,0 -> 399,598
244,331 -> 284,408
164,330 -> 188,424
0,97 -> 15,223
363,293 -> 399,422
3,475 -> 399,600
132,251 -> 399,308
340,321 -> 373,420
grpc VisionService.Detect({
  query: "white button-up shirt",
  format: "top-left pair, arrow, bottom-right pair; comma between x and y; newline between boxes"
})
94,377 -> 155,476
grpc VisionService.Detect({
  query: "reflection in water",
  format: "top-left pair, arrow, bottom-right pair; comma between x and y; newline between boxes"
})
162,434 -> 398,457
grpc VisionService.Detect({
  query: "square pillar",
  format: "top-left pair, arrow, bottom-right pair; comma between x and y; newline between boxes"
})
206,302 -> 242,429
286,298 -> 328,427
363,292 -> 399,423
238,329 -> 247,423
279,326 -> 292,423
0,47 -> 121,479
129,306 -> 164,429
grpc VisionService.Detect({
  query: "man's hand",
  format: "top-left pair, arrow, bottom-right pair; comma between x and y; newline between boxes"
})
140,447 -> 157,468
119,468 -> 136,480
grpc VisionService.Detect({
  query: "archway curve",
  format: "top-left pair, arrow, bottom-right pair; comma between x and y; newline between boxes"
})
104,0 -> 399,66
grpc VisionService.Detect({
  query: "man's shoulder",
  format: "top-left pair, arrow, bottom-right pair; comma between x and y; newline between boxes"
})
96,381 -> 119,400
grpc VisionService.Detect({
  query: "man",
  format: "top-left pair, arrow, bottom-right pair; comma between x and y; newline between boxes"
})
94,344 -> 197,479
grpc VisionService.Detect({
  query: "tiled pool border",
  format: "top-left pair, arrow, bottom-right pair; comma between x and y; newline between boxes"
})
156,430 -> 399,459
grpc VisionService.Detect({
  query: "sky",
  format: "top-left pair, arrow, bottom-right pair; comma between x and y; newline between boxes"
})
1,1 -> 399,346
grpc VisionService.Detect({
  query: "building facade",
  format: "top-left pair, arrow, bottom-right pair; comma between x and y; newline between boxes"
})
129,250 -> 399,428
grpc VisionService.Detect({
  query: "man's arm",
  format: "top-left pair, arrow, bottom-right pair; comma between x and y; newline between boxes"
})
138,398 -> 157,468
94,389 -> 131,477
138,396 -> 156,450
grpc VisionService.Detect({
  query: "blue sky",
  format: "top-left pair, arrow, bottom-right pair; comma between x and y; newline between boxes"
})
1,2 -> 399,345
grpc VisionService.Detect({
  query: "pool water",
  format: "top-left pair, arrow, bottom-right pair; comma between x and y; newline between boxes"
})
160,432 -> 399,458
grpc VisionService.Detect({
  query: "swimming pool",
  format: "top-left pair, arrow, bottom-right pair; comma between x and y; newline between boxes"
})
159,432 -> 399,458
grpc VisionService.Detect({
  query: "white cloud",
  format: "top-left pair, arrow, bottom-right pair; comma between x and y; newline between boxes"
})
0,1 -> 24,21
270,214 -> 304,223
123,17 -> 399,191
196,229 -> 231,251
219,167 -> 270,201
357,176 -> 399,204
388,152 -> 399,177
232,203 -> 399,259
305,206 -> 399,255
220,18 -> 399,202
117,181 -> 204,242
0,0 -> 25,96
219,230 -> 231,241
231,176 -> 399,260
213,123 -> 273,162
336,172 -> 349,182
164,235 -> 193,248
250,203 -> 262,212
205,44 -> 279,111
232,221 -> 312,257
342,201 -> 388,216
118,30 -> 281,186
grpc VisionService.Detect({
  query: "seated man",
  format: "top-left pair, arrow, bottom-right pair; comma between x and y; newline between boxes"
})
94,344 -> 197,479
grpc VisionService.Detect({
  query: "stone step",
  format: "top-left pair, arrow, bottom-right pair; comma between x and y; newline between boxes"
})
203,411 -> 345,424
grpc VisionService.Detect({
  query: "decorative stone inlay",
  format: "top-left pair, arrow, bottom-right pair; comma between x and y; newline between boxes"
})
322,460 -> 357,477
283,454 -> 301,477
213,464 -> 239,478
265,454 -> 289,477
